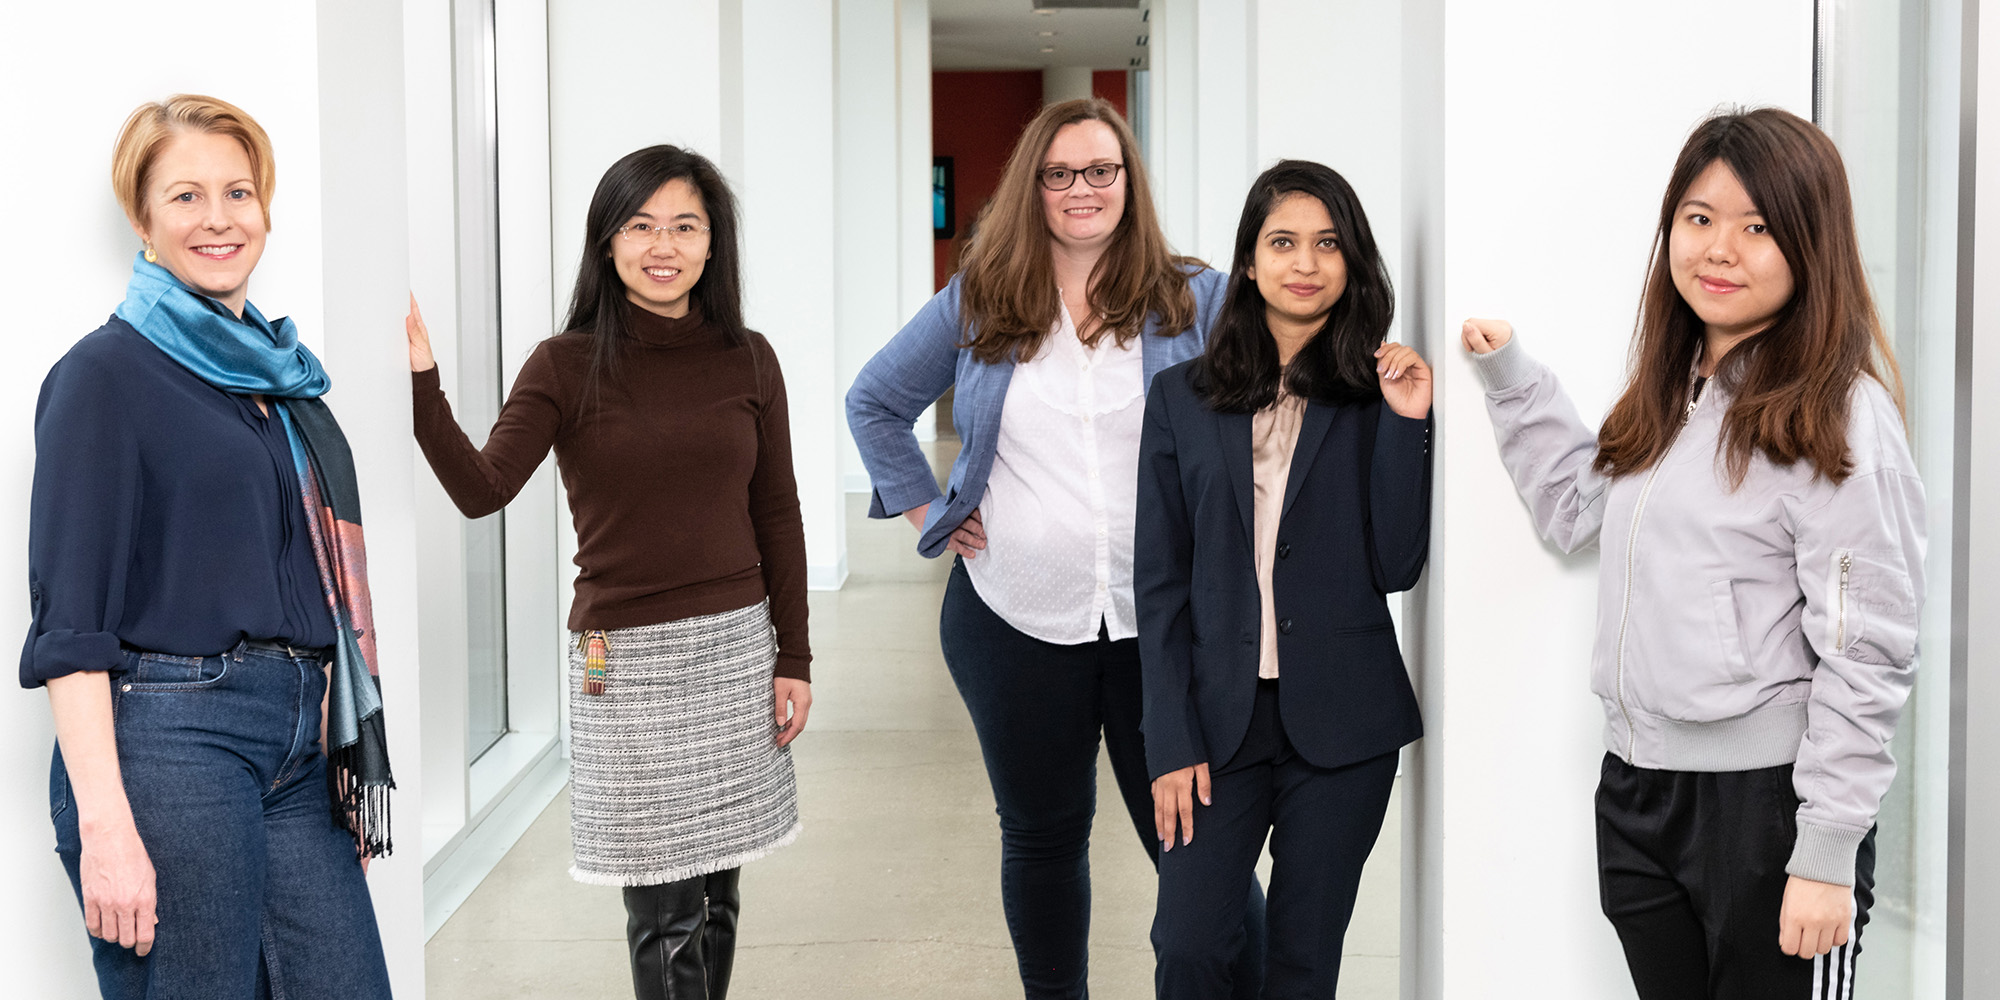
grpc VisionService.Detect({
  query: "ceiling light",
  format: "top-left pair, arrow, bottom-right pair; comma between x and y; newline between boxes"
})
1038,30 -> 1058,36
1040,46 -> 1057,53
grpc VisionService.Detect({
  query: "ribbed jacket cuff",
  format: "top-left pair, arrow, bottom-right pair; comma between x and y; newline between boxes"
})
1787,820 -> 1865,886
1469,338 -> 1537,393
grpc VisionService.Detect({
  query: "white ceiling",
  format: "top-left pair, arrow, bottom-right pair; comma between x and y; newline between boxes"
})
930,0 -> 1151,71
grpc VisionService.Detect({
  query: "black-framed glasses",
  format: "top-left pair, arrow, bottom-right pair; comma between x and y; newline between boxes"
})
618,221 -> 712,246
1038,163 -> 1124,191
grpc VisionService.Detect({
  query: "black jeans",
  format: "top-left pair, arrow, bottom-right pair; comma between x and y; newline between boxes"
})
1597,753 -> 1876,1000
940,559 -> 1264,999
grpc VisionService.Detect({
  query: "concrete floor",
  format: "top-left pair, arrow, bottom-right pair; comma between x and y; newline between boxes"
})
426,442 -> 1400,999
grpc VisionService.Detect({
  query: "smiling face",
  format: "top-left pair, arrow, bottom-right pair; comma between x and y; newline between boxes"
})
612,178 -> 711,319
1246,192 -> 1348,342
1039,120 -> 1127,257
132,130 -> 267,316
1669,159 -> 1795,351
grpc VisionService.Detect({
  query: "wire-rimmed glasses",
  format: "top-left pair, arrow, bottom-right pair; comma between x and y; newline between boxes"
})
617,221 -> 712,246
1038,163 -> 1124,191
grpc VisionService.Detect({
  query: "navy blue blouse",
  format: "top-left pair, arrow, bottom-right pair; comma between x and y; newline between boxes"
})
20,317 -> 335,687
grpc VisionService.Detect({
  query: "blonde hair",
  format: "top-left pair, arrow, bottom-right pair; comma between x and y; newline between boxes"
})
112,94 -> 276,230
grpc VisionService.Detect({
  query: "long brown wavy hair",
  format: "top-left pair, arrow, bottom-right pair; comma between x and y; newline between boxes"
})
957,98 -> 1199,363
1596,108 -> 1905,486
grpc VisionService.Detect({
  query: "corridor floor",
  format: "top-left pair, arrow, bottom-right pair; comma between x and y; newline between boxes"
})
425,451 -> 1401,999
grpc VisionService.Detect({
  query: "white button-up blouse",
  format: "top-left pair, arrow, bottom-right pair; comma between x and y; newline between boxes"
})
964,299 -> 1146,645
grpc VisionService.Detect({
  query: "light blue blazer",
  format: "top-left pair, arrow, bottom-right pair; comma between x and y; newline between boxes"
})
846,266 -> 1229,557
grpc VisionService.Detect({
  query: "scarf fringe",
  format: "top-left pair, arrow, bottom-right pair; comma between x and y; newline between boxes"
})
328,711 -> 396,859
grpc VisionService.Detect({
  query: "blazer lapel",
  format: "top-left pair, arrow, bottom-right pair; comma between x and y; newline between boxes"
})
1280,401 -> 1335,523
1218,410 -> 1256,548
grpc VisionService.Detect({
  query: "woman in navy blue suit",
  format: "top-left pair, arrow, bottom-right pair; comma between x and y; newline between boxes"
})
1135,160 -> 1433,999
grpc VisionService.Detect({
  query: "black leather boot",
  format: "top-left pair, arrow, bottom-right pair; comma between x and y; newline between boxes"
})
623,877 -> 710,1000
701,868 -> 742,1000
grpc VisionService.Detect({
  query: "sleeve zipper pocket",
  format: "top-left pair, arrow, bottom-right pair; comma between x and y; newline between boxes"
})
1832,548 -> 1853,651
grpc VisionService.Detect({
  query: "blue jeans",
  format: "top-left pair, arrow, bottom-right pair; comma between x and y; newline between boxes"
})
940,560 -> 1265,1000
50,644 -> 393,1000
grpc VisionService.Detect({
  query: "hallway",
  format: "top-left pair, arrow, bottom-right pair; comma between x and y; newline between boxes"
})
426,448 -> 1402,999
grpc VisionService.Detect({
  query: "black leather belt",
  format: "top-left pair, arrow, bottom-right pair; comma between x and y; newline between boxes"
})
237,639 -> 331,660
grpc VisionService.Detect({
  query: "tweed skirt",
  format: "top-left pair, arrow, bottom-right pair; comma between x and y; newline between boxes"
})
566,600 -> 801,886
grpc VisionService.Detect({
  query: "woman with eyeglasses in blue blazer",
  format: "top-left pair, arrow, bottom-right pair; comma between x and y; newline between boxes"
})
847,98 -> 1264,999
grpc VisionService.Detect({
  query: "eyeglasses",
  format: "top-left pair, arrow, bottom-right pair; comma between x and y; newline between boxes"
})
1038,163 -> 1124,191
618,221 -> 712,246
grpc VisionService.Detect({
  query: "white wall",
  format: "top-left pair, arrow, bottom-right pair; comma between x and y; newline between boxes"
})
1402,3 -> 1813,997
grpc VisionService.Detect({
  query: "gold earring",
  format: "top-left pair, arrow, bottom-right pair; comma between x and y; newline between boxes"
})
144,244 -> 158,263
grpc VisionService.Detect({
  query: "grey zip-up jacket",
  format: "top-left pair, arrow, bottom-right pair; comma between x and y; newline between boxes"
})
1473,338 -> 1924,887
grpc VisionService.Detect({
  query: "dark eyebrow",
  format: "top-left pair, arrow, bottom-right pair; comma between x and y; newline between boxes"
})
1263,229 -> 1338,237
630,211 -> 706,222
1682,199 -> 1763,217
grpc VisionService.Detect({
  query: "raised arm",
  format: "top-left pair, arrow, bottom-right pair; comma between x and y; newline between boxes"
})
845,281 -> 965,521
408,296 -> 561,518
1369,343 -> 1435,592
1462,319 -> 1609,553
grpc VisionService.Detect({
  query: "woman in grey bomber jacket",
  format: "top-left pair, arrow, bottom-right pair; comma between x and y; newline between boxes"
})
1462,108 -> 1924,999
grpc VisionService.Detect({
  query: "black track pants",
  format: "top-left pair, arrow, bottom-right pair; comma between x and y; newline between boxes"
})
1596,753 -> 1876,1000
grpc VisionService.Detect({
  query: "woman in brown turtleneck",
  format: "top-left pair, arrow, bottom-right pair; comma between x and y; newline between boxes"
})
407,145 -> 808,1000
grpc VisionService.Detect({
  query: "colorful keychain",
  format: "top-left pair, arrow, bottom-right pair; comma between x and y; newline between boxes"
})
581,630 -> 609,696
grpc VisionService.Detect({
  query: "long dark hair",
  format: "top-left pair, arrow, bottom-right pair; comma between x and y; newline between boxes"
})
957,98 -> 1200,363
560,145 -> 748,403
1194,160 -> 1393,413
1595,107 -> 1904,485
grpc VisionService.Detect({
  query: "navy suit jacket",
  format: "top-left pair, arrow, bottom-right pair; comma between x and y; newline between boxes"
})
1135,359 -> 1431,779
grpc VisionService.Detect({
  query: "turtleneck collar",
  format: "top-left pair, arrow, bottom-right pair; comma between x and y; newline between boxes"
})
623,299 -> 710,347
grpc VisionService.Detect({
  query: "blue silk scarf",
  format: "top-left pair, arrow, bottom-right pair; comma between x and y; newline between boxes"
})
116,253 -> 395,857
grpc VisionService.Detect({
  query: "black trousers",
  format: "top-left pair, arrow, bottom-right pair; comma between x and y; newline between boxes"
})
940,560 -> 1265,1000
1153,679 -> 1397,1000
1597,753 -> 1877,1000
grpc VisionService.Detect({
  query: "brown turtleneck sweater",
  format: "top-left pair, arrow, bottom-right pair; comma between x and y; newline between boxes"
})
412,305 -> 811,680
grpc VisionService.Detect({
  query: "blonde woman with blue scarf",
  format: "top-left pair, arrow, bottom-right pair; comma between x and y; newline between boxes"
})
25,95 -> 394,999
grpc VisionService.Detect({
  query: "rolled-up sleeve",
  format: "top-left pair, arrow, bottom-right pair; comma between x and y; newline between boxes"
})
22,354 -> 140,687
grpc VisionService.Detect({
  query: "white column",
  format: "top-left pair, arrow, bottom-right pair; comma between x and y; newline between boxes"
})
314,0 -> 427,991
837,0 -> 909,493
1255,0 -> 1402,340
728,0 -> 847,589
1401,2 -> 1812,997
896,0 -> 935,321
402,0 -> 473,878
1950,0 -> 2000,989
1043,65 -> 1095,105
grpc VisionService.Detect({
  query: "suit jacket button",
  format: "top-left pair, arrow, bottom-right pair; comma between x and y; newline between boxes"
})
1277,542 -> 1291,559
1278,618 -> 1293,635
